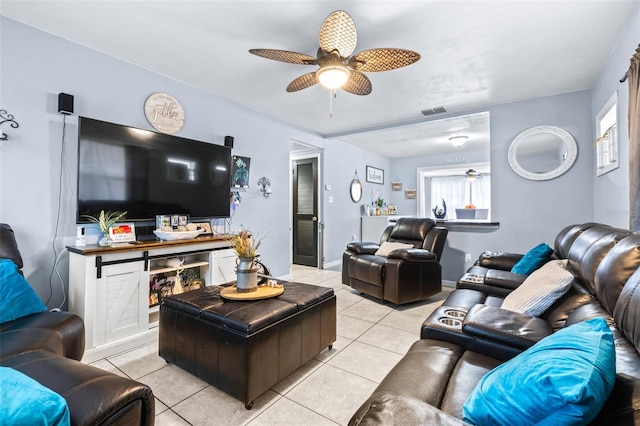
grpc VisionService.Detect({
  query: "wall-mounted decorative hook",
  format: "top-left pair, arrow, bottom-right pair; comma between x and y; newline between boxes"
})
257,177 -> 272,198
0,109 -> 19,141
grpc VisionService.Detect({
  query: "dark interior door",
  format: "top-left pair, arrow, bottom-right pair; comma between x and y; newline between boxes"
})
293,158 -> 318,266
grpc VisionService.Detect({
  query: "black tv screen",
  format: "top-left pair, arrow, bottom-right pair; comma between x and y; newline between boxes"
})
77,117 -> 231,222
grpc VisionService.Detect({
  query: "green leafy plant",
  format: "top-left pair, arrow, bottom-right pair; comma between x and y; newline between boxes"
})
376,197 -> 384,208
82,210 -> 127,234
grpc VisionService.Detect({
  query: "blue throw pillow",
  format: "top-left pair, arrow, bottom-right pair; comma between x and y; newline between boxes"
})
511,243 -> 554,275
463,318 -> 616,426
0,366 -> 70,425
0,258 -> 47,323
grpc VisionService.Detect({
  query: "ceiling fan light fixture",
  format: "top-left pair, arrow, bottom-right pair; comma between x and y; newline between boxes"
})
316,65 -> 350,89
449,135 -> 469,147
466,169 -> 478,181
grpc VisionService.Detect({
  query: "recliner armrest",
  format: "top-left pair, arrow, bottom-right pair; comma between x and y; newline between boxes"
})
462,304 -> 552,350
475,251 -> 523,271
346,242 -> 379,255
484,269 -> 527,290
387,248 -> 437,262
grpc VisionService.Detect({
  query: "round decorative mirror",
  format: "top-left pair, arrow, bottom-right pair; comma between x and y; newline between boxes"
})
350,173 -> 363,203
508,126 -> 578,181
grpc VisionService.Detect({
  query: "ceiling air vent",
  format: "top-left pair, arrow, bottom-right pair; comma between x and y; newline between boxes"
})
421,106 -> 447,116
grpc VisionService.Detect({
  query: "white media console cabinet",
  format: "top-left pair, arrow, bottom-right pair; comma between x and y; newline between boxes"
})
67,236 -> 235,362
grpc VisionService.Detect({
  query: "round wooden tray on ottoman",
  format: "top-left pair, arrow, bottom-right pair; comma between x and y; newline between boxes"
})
220,285 -> 284,301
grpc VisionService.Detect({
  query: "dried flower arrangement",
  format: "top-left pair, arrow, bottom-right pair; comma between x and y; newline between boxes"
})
230,228 -> 265,258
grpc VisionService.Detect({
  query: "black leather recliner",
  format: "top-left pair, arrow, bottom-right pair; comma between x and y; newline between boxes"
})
342,218 -> 448,304
0,224 -> 155,425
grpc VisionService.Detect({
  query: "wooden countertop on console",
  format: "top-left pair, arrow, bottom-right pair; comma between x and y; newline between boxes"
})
67,234 -> 232,255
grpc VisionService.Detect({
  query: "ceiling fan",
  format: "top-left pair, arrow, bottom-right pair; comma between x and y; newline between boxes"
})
249,10 -> 420,96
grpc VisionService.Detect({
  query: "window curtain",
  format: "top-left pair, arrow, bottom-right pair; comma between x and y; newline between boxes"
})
629,46 -> 640,231
430,175 -> 491,213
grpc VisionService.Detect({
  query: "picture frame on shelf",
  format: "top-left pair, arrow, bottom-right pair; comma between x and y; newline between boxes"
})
191,222 -> 212,235
366,165 -> 384,184
156,215 -> 170,230
109,223 -> 136,242
149,291 -> 160,307
161,214 -> 190,229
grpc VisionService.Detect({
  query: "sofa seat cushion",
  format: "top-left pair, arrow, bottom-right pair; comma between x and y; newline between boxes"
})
0,366 -> 70,426
349,255 -> 386,287
463,318 -> 616,425
350,340 -> 501,425
0,258 -> 47,323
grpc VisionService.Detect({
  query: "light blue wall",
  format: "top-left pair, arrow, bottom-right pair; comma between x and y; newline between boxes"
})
0,17 -> 323,308
381,90 -> 594,281
591,4 -> 639,228
322,139 -> 390,264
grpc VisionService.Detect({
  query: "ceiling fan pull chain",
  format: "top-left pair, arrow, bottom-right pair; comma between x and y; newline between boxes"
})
329,89 -> 334,117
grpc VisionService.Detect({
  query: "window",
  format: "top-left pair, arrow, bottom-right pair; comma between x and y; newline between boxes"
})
417,163 -> 491,220
595,92 -> 619,176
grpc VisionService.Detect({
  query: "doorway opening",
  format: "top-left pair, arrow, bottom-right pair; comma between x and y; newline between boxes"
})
289,140 -> 323,268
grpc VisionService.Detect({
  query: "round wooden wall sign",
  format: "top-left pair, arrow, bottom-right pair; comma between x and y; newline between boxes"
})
144,92 -> 185,134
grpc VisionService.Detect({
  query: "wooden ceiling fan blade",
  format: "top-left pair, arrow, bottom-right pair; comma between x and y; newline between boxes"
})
350,48 -> 421,72
249,49 -> 317,65
342,71 -> 371,96
286,72 -> 318,92
318,10 -> 357,58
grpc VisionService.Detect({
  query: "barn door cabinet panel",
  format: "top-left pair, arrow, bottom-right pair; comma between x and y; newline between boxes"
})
67,238 -> 233,362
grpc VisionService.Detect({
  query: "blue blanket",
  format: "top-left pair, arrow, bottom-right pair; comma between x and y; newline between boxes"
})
0,367 -> 70,425
0,258 -> 47,323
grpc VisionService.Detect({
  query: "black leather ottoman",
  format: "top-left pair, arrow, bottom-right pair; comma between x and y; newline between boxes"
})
158,281 -> 336,409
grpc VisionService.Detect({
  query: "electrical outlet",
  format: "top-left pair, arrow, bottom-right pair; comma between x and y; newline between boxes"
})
465,253 -> 472,263
351,235 -> 357,241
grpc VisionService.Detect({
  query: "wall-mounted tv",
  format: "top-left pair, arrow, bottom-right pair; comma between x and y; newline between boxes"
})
77,117 -> 231,223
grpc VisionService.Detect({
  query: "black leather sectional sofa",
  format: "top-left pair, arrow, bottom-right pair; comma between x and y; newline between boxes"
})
0,224 -> 155,425
351,223 -> 640,425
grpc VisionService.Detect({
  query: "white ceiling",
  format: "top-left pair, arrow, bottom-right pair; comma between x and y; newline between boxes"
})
2,0 -> 638,156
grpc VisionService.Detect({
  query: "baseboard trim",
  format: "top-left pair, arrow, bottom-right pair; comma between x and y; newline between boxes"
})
443,279 -> 456,288
322,259 -> 341,269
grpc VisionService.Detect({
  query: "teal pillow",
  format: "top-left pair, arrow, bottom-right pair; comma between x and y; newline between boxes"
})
511,243 -> 554,275
0,366 -> 70,425
463,318 -> 616,426
0,258 -> 47,323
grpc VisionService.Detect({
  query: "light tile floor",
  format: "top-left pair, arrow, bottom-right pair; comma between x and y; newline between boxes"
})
89,265 -> 451,426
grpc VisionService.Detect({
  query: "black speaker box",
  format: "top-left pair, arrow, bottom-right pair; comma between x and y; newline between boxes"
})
224,135 -> 234,148
58,93 -> 74,115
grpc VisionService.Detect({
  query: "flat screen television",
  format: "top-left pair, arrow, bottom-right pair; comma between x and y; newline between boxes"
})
77,117 -> 231,223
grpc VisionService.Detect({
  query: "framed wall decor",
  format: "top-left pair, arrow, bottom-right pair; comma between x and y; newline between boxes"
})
366,165 -> 384,184
143,92 -> 185,134
232,156 -> 251,188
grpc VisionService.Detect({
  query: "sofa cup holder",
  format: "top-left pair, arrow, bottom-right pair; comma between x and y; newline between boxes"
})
438,317 -> 462,327
443,309 -> 466,319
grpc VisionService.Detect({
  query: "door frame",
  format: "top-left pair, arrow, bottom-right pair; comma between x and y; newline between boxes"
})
289,151 -> 323,268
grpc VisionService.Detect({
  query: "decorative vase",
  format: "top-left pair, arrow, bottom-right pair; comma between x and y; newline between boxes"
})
98,233 -> 113,247
236,256 -> 258,293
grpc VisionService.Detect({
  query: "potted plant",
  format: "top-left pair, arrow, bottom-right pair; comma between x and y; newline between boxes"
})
82,210 -> 127,246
